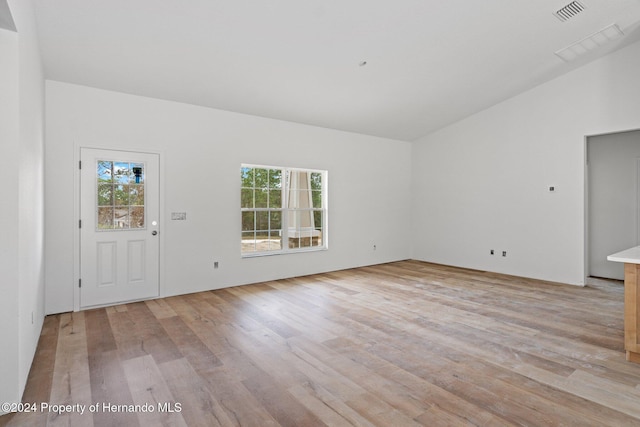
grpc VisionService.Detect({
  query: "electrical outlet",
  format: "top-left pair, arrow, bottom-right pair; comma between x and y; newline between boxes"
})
490,249 -> 494,255
214,261 -> 219,269
373,244 -> 377,251
502,251 -> 507,257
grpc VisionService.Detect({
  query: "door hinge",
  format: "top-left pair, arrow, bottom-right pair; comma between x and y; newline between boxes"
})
79,279 -> 82,288
79,160 -> 82,169
79,219 -> 82,228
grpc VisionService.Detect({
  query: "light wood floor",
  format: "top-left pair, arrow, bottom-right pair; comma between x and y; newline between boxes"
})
3,260 -> 640,427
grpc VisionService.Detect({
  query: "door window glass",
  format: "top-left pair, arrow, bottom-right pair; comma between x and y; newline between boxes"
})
97,160 -> 145,230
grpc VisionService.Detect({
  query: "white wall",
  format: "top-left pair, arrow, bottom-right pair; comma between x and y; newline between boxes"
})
45,81 -> 412,314
412,39 -> 640,286
12,0 -> 45,395
0,0 -> 45,412
0,26 -> 21,411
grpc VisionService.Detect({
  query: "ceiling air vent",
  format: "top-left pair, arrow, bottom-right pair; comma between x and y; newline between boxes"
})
554,1 -> 586,22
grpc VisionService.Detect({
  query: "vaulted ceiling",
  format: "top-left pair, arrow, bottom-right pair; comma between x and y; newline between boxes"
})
31,0 -> 640,141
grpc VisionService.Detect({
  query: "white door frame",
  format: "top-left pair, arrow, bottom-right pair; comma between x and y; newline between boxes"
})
73,144 -> 165,311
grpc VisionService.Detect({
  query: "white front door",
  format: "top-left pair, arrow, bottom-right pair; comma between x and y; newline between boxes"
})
80,148 -> 160,308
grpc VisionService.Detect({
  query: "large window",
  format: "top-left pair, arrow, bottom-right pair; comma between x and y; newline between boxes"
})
241,164 -> 327,256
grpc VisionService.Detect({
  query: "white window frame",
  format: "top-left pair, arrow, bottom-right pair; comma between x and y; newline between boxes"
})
241,164 -> 328,257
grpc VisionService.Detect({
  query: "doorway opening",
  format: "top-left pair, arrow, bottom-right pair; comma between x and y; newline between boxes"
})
586,129 -> 640,281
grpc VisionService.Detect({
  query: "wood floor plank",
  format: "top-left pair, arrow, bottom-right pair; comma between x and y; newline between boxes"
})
85,308 -> 117,353
286,382 -> 378,427
164,294 -> 294,425
217,288 -> 302,339
195,366 -> 283,426
87,350 -> 139,427
241,370 -> 328,427
106,307 -> 148,361
120,302 -> 183,365
158,315 -> 222,376
47,312 -> 93,427
163,293 -> 263,367
6,260 -> 640,426
289,336 -> 428,419
145,298 -> 178,320
157,357 -> 244,427
122,355 -> 188,427
23,314 -> 60,405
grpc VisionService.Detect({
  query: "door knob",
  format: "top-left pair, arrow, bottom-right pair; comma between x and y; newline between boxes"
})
152,230 -> 158,236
